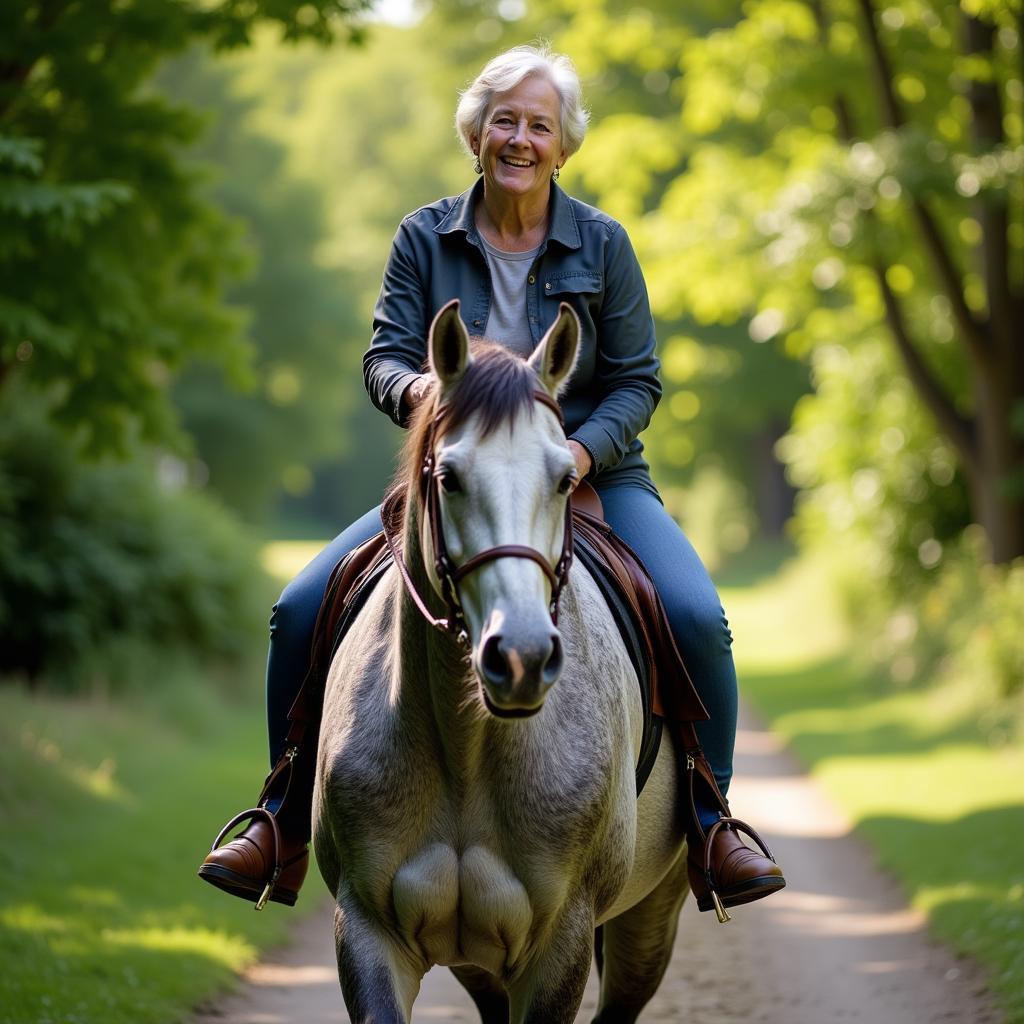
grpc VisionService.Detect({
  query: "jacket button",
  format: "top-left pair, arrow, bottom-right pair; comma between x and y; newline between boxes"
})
528,275 -> 536,284
473,320 -> 481,327
545,282 -> 552,291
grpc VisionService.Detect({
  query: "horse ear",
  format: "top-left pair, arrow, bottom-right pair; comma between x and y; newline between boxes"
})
428,299 -> 471,391
529,302 -> 580,396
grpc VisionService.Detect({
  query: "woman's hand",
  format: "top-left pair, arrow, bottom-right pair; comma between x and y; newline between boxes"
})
402,375 -> 432,414
566,439 -> 592,488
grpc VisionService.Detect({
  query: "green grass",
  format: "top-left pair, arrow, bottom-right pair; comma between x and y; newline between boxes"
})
0,662 -> 323,1024
3,544 -> 1021,1022
722,554 -> 1024,1024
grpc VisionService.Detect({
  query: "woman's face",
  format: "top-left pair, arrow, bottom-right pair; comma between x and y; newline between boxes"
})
472,75 -> 567,203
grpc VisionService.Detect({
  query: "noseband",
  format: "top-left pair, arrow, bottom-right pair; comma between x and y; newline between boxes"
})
382,390 -> 574,648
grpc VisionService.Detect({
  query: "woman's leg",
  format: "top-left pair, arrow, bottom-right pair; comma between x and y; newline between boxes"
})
199,504 -> 385,907
596,481 -> 784,916
595,482 -> 737,798
266,505 -> 384,766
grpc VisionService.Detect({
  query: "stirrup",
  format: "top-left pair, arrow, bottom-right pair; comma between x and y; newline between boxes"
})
701,816 -> 779,925
208,806 -> 283,911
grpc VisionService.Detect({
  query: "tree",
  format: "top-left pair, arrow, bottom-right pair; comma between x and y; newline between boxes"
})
615,0 -> 1022,562
0,0 -> 370,454
154,48 -> 360,523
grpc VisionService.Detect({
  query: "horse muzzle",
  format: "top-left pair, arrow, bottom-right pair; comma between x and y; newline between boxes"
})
474,626 -> 564,717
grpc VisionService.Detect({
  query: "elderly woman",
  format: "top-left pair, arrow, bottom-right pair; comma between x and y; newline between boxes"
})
199,45 -> 784,918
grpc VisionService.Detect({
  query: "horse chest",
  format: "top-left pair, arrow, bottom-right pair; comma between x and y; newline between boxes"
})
389,840 -> 539,975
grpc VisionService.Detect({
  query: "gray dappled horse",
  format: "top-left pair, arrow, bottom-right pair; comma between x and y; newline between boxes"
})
314,300 -> 689,1023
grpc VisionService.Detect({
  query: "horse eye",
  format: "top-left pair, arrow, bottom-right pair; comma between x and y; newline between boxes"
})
558,471 -> 577,495
438,467 -> 462,494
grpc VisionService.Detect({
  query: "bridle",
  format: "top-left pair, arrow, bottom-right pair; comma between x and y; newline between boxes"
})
382,390 -> 574,648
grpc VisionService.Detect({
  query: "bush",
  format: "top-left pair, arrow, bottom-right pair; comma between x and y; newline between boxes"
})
880,529 -> 1024,700
0,391 -> 269,690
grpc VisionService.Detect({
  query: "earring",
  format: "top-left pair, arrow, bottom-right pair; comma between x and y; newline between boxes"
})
474,156 -> 482,174
552,166 -> 560,181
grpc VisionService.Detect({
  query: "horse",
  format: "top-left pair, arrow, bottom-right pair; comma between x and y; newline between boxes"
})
313,299 -> 690,1023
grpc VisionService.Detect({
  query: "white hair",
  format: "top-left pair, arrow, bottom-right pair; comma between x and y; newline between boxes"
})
455,44 -> 590,161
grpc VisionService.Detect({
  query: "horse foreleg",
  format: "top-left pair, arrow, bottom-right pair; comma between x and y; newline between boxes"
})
333,896 -> 421,1024
591,846 -> 689,1024
507,901 -> 594,1024
450,964 -> 510,1024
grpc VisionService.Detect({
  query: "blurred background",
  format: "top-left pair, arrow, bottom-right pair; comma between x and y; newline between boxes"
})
1,1 -> 1021,1022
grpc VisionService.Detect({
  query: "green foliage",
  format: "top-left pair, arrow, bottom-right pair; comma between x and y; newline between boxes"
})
194,25 -> 483,527
780,336 -> 970,581
0,390 -> 268,689
525,0 -> 811,529
152,48 -> 360,523
869,528 -> 1024,701
0,0 -> 370,455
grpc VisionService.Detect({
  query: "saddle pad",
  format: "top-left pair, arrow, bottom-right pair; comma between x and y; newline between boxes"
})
316,535 -> 664,798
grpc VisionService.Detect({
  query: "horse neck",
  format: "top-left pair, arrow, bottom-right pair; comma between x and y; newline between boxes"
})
397,492 -> 488,783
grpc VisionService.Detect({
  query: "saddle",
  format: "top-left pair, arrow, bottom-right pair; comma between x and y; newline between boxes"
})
289,482 -> 713,800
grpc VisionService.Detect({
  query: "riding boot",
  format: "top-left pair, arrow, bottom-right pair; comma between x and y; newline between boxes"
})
682,745 -> 786,923
197,739 -> 316,910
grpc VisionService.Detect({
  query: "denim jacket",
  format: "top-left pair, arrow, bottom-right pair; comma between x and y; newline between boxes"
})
364,179 -> 662,488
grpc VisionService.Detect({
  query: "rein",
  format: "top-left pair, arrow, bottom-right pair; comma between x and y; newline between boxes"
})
382,389 -> 574,648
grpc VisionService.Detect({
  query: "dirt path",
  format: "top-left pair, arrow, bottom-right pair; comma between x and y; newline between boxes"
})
192,704 -> 1001,1023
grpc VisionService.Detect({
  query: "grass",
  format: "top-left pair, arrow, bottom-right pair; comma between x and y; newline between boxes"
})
0,660 -> 325,1024
721,554 -> 1024,1024
2,542 -> 1021,1022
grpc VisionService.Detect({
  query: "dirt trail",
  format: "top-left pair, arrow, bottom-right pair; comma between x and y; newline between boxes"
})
192,704 -> 1001,1023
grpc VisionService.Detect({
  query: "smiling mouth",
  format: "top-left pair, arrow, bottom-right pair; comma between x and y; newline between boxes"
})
500,156 -> 533,169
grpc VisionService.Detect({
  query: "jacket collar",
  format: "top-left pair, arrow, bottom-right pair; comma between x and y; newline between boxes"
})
434,178 -> 582,251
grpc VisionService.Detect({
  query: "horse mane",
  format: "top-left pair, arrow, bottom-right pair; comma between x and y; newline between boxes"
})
390,341 -> 542,516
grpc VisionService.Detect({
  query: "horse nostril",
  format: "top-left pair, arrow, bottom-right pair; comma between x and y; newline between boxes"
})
542,634 -> 563,685
480,633 -> 511,686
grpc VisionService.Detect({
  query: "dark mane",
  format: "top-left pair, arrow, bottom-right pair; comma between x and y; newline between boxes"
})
394,341 -> 541,506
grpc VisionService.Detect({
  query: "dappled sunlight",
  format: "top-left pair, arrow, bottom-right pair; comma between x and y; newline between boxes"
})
810,747 -> 1024,824
722,555 -> 849,670
1,903 -> 69,936
102,925 -> 256,967
763,888 -> 927,937
729,771 -> 851,837
19,723 -> 132,805
918,880 -> 1024,914
67,885 -> 122,909
246,963 -> 336,986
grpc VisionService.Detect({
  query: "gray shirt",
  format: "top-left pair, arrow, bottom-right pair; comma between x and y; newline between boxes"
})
479,236 -> 541,356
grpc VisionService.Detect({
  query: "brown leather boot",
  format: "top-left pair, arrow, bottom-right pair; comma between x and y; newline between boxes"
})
681,745 -> 786,922
687,816 -> 786,922
198,807 -> 309,909
198,737 -> 316,910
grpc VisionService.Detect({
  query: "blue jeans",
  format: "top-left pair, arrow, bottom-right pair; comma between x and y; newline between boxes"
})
265,482 -> 738,796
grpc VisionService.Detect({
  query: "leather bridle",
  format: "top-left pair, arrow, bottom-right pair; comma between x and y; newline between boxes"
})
382,390 -> 574,648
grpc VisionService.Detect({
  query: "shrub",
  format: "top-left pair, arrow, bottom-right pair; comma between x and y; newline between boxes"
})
0,391 -> 269,690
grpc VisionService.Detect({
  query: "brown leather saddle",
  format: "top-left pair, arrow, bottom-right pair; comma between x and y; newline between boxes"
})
296,481 -> 710,797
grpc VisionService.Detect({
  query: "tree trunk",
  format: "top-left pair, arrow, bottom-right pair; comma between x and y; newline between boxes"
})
970,352 -> 1024,563
750,421 -> 794,538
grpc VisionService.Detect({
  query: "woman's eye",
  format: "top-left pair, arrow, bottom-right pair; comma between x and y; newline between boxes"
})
533,123 -> 552,133
558,471 -> 577,495
439,468 -> 462,494
493,117 -> 513,127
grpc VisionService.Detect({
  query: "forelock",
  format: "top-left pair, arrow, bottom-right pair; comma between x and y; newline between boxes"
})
396,342 -> 541,506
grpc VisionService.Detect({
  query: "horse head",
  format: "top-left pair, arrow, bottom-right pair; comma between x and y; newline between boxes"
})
412,298 -> 581,718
